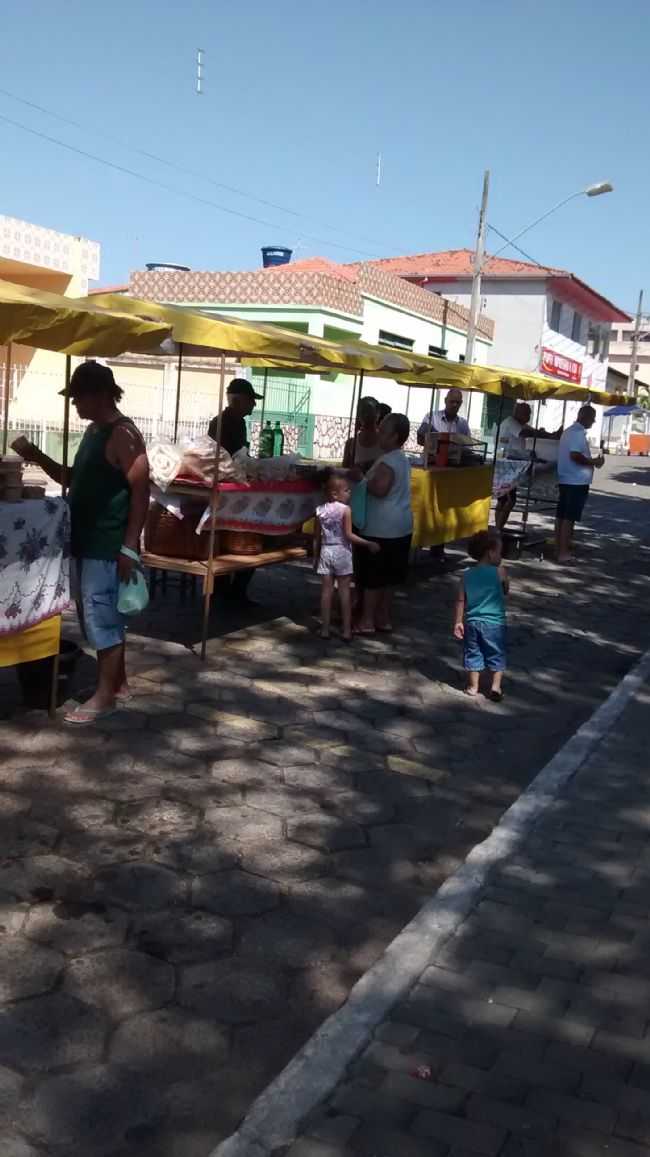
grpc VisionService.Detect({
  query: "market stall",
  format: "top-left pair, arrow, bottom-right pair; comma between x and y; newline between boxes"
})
0,279 -> 175,709
411,465 -> 492,547
64,289 -> 632,655
0,495 -> 70,714
78,295 -> 423,656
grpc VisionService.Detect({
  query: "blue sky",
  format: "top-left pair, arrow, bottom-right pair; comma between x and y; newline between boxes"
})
1,0 -> 647,313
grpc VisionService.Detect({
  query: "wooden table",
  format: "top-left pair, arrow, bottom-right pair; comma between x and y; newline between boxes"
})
142,546 -> 307,595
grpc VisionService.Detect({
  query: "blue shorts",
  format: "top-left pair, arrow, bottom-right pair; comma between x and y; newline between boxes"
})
464,620 -> 507,672
77,559 -> 126,652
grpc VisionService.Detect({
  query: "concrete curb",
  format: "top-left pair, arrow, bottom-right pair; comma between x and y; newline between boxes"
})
209,645 -> 650,1157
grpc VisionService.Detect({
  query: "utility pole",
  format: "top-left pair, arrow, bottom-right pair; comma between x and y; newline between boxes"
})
465,169 -> 490,365
627,289 -> 644,397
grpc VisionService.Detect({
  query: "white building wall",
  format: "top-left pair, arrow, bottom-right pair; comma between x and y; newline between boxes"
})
427,277 -> 614,441
359,295 -> 491,429
430,279 -> 546,372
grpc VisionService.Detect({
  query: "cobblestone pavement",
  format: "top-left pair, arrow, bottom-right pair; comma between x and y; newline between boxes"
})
0,457 -> 648,1156
286,668 -> 650,1157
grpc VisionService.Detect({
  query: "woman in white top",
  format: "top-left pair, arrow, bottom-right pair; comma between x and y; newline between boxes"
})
356,413 -> 413,634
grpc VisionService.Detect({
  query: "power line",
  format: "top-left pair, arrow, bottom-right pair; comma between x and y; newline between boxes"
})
0,85 -> 393,251
486,224 -> 544,268
0,110 -> 386,259
0,94 -> 496,338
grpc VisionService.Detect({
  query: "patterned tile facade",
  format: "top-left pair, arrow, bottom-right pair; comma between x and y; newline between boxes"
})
129,263 -> 494,340
0,215 -> 100,281
131,268 -> 362,317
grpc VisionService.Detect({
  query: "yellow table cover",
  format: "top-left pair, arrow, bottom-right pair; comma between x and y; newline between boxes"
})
0,615 -> 61,668
411,465 -> 491,548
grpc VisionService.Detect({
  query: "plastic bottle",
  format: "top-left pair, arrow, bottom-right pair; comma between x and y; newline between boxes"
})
273,420 -> 285,457
259,420 -> 274,458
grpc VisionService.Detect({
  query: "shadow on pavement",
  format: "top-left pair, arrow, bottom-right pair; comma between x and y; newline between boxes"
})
0,467 -> 648,1154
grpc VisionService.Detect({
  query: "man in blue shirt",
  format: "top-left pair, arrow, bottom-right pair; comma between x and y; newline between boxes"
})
556,405 -> 604,564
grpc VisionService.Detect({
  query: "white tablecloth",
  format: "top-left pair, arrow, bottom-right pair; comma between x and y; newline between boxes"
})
0,498 -> 70,637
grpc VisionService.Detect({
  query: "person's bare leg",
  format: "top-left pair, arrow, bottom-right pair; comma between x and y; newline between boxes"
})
83,643 -> 123,711
490,670 -> 503,694
557,519 -> 574,562
338,576 -> 352,639
376,588 -> 394,631
115,645 -> 130,698
495,492 -> 515,531
465,670 -> 480,696
320,576 -> 334,638
358,588 -> 380,632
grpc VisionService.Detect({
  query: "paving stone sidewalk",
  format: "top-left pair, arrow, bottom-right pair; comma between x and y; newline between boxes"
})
0,458 -> 647,1156
286,669 -> 650,1157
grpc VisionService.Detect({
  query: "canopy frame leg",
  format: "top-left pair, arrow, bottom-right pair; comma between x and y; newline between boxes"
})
258,367 -> 268,452
201,353 -> 226,661
351,369 -> 365,465
2,343 -> 12,456
172,343 -> 184,442
61,356 -> 72,498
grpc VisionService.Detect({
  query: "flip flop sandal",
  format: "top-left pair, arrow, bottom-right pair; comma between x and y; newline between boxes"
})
63,706 -> 117,726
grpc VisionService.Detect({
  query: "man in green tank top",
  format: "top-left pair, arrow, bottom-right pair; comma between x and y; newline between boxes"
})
13,362 -> 150,724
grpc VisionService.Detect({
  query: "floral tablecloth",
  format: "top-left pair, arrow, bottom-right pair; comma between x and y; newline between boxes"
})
208,480 -> 321,534
0,498 -> 70,637
158,479 -> 322,537
492,458 -> 531,498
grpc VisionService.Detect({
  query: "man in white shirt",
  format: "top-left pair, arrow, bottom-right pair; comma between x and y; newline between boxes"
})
417,388 -> 471,444
555,405 -> 604,564
416,387 -> 470,563
495,402 -> 563,530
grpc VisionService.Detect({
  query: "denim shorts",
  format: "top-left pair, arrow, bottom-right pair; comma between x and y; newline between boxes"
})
464,620 -> 507,672
76,559 -> 126,652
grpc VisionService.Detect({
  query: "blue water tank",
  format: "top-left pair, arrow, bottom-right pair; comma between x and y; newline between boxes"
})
261,246 -> 292,268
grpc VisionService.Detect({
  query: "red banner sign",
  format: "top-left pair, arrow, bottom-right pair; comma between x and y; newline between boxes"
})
541,347 -> 583,384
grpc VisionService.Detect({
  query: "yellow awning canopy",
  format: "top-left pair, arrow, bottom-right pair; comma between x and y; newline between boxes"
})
0,279 -> 172,356
85,293 -> 422,374
76,290 -> 629,407
396,360 -> 630,406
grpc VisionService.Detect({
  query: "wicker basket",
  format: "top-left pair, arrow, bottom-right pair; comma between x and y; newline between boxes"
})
221,530 -> 264,556
144,503 -> 212,561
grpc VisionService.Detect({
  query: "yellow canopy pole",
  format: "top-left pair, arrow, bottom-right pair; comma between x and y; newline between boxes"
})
258,367 -> 269,451
2,342 -> 12,455
345,374 -> 358,449
172,343 -> 184,443
492,392 -> 506,469
201,353 -> 226,661
352,369 -> 365,466
61,356 -> 72,498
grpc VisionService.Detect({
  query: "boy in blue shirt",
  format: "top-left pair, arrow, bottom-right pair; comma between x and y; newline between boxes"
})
453,529 -> 509,702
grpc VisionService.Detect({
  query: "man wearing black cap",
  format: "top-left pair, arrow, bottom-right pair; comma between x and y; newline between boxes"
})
13,361 -> 150,724
208,377 -> 263,605
208,377 -> 263,456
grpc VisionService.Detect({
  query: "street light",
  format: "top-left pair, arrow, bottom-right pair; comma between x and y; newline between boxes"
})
465,178 -> 614,363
